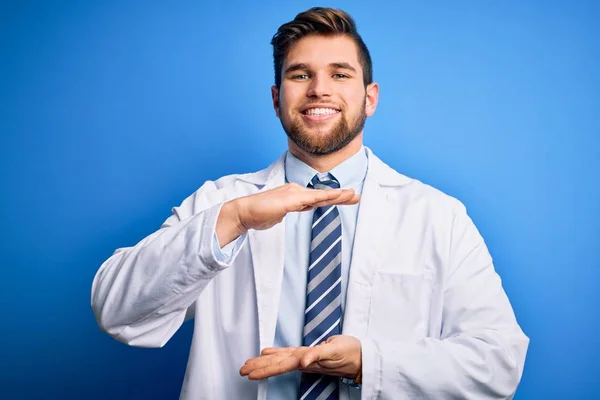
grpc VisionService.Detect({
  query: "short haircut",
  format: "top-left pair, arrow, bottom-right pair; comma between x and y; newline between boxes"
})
270,7 -> 373,88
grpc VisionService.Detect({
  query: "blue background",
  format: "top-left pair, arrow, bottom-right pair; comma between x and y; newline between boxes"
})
1,1 -> 598,399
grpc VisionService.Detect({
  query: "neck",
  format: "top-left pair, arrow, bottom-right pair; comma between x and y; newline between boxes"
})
288,134 -> 364,173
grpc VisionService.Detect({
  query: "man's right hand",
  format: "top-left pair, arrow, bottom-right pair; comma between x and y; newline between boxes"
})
215,183 -> 360,247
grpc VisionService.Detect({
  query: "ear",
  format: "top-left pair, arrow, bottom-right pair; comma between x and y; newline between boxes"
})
271,85 -> 280,118
365,82 -> 379,117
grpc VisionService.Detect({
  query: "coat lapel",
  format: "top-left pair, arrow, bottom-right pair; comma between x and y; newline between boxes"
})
241,154 -> 287,400
343,148 -> 412,338
249,221 -> 285,353
242,154 -> 287,351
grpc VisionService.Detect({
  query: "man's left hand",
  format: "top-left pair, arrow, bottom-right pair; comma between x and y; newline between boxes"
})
239,335 -> 361,380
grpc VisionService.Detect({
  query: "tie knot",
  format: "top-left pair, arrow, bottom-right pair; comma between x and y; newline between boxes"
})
308,174 -> 340,190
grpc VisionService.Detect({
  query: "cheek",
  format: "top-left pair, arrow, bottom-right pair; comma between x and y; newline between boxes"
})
277,94 -> 293,114
279,86 -> 304,109
350,95 -> 367,114
339,89 -> 364,110
281,101 -> 301,121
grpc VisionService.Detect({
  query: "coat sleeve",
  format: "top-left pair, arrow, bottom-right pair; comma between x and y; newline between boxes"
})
359,201 -> 529,399
90,180 -> 248,348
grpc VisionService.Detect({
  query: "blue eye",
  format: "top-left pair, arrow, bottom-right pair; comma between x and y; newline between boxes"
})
292,74 -> 309,80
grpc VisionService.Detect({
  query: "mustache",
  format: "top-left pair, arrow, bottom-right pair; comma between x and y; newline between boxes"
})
299,102 -> 343,111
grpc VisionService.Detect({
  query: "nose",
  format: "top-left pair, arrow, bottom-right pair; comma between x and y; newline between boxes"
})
306,73 -> 332,98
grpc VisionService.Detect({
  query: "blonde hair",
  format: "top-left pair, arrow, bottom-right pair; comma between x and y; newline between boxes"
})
270,7 -> 373,88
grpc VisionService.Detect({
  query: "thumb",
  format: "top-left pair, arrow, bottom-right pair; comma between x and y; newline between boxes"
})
301,343 -> 335,368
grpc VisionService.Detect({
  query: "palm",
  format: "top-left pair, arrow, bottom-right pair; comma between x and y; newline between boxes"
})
239,183 -> 359,231
239,335 -> 361,380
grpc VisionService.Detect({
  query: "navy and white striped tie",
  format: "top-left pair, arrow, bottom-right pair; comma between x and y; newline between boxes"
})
298,174 -> 342,400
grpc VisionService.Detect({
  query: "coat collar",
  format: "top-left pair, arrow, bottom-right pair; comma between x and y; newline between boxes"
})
237,147 -> 413,189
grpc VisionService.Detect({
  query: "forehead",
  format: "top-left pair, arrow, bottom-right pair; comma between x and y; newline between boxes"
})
283,34 -> 362,72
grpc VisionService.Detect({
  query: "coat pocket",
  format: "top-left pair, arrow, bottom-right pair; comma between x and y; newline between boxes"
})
367,270 -> 435,341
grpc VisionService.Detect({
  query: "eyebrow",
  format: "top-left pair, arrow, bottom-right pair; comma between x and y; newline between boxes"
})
330,62 -> 357,73
284,62 -> 358,75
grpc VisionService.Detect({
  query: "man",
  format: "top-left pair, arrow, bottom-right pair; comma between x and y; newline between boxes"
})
91,7 -> 529,400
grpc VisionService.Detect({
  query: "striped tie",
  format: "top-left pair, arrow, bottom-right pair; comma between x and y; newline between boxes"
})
298,174 -> 342,400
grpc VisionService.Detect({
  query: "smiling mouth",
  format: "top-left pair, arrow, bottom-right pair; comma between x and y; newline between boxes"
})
301,109 -> 341,123
302,107 -> 341,116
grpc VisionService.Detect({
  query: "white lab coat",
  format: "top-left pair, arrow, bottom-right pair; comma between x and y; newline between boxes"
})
91,147 -> 529,399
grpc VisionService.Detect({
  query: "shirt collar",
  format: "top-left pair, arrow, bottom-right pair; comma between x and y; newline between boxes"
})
284,146 -> 368,189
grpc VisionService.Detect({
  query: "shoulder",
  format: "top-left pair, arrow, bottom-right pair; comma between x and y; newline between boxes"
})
367,148 -> 465,214
166,153 -> 286,222
209,152 -> 285,192
402,177 -> 464,214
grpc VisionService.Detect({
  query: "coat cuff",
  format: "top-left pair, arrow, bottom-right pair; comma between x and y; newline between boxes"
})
359,337 -> 380,399
197,202 -> 248,272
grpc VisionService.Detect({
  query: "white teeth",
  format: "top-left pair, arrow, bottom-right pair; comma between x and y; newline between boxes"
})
305,108 -> 339,116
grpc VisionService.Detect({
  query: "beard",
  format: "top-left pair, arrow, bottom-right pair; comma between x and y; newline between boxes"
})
281,99 -> 367,156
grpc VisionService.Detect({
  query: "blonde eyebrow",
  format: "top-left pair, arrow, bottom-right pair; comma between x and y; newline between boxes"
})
284,63 -> 310,74
284,62 -> 358,75
329,62 -> 357,73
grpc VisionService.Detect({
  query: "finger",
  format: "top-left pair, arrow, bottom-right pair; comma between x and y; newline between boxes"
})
299,365 -> 337,374
300,346 -> 325,368
261,347 -> 295,356
240,356 -> 274,376
299,366 -> 346,377
321,192 -> 360,207
240,350 -> 303,376
241,354 -> 284,371
308,189 -> 356,208
301,188 -> 347,206
301,339 -> 345,369
336,193 -> 361,205
247,357 -> 300,380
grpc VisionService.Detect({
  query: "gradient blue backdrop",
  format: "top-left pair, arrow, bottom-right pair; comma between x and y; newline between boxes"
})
1,1 -> 598,399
